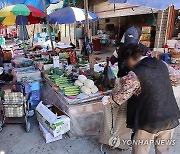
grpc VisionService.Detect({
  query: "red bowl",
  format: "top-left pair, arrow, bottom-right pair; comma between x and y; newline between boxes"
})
66,95 -> 77,99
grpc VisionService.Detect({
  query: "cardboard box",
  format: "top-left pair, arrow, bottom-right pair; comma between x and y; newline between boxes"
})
140,40 -> 153,48
142,26 -> 155,34
39,122 -> 62,144
141,34 -> 152,41
36,102 -> 70,137
3,50 -> 12,61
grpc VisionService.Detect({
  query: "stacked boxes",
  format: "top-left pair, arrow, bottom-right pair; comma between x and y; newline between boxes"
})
140,26 -> 156,48
39,123 -> 62,144
36,102 -> 70,143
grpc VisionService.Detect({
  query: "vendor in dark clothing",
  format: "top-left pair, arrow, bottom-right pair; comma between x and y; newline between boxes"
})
109,26 -> 151,77
0,45 -> 3,67
109,44 -> 180,154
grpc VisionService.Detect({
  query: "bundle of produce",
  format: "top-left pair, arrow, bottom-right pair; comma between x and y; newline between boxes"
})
42,58 -> 53,65
11,58 -> 33,68
68,73 -> 79,82
19,42 -> 30,49
63,86 -> 81,97
75,60 -> 88,68
54,77 -> 73,90
45,67 -> 66,76
50,75 -> 59,82
74,75 -> 99,95
59,53 -> 69,59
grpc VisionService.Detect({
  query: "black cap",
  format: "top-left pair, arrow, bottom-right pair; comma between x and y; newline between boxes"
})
124,26 -> 142,45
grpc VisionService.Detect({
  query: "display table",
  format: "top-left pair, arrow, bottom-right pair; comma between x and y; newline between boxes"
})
42,75 -> 112,136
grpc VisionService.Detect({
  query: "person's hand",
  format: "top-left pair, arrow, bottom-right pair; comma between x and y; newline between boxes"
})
102,96 -> 110,104
108,97 -> 115,104
109,61 -> 113,67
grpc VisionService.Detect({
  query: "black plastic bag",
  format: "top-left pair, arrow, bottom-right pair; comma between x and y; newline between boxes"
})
100,57 -> 116,90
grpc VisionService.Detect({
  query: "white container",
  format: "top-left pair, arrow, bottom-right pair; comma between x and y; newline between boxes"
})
167,40 -> 178,48
59,63 -> 64,69
42,54 -> 49,59
43,64 -> 53,71
53,56 -> 60,68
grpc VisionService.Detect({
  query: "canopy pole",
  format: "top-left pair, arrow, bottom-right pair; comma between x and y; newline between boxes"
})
69,24 -> 72,42
84,0 -> 94,74
42,0 -> 55,54
32,24 -> 36,47
21,16 -> 25,42
156,10 -> 164,58
74,22 -> 76,46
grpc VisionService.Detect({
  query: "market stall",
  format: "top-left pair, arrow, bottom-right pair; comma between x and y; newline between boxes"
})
41,61 -> 117,136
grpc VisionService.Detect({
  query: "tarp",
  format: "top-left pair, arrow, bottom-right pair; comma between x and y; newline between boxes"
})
0,0 -> 62,11
108,0 -> 180,9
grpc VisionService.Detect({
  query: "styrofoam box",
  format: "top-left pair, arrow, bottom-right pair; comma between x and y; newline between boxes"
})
15,70 -> 41,82
39,122 -> 62,143
36,102 -> 70,138
167,40 -> 178,48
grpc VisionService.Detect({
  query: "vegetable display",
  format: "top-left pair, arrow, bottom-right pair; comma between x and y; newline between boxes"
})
46,68 -> 99,98
78,75 -> 87,83
81,86 -> 91,95
74,80 -> 83,87
91,85 -> 99,94
54,77 -> 73,89
63,86 -> 80,96
46,67 -> 66,76
84,79 -> 94,89
50,75 -> 81,97
74,75 -> 99,95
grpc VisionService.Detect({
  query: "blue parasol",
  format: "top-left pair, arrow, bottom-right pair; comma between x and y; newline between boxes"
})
108,0 -> 180,9
49,6 -> 99,24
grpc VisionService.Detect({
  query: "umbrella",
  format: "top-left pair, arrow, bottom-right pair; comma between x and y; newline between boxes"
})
49,6 -> 99,24
0,4 -> 45,25
108,0 -> 180,9
0,0 -> 62,11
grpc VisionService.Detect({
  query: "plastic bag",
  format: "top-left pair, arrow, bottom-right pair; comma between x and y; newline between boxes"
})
100,57 -> 116,90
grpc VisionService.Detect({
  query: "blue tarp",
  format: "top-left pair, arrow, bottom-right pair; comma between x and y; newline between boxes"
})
0,0 -> 61,11
108,0 -> 180,9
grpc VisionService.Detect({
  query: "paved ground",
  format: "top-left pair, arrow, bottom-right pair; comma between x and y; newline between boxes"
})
0,42 -> 180,154
0,87 -> 179,154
